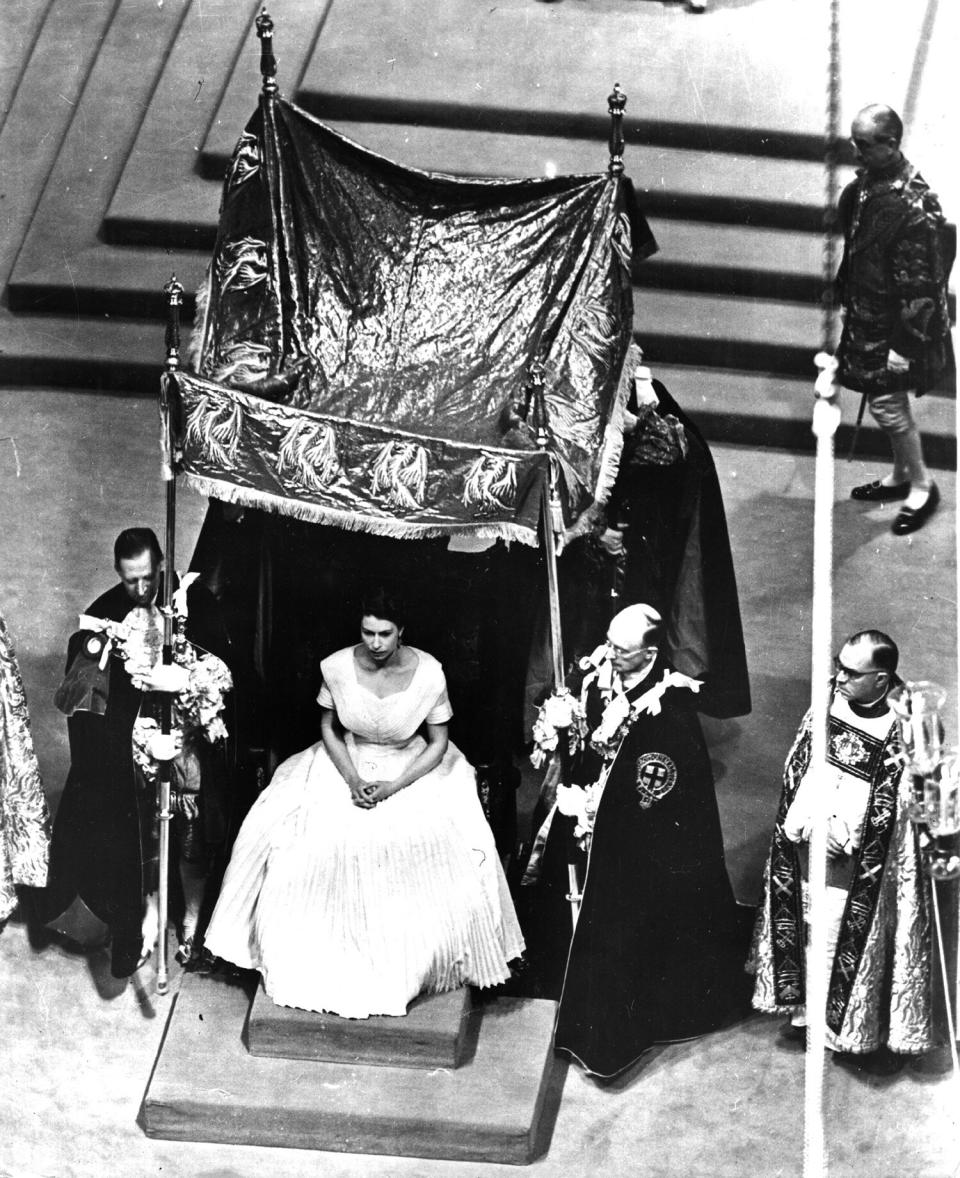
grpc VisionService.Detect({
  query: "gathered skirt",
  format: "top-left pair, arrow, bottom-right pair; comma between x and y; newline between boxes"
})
205,733 -> 524,1017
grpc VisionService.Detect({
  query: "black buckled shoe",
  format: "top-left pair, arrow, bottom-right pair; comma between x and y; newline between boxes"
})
892,483 -> 939,535
850,479 -> 910,502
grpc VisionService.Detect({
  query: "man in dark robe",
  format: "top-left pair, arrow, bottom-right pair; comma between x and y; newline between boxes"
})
38,528 -> 236,978
539,363 -> 750,727
601,367 -> 750,720
525,604 -> 750,1077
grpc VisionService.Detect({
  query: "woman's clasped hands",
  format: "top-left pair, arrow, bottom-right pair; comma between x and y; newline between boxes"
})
349,779 -> 397,809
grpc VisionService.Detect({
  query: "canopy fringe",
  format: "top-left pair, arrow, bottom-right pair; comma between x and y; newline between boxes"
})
181,473 -> 540,546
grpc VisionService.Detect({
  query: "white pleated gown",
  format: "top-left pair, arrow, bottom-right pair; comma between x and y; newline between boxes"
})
205,646 -> 524,1017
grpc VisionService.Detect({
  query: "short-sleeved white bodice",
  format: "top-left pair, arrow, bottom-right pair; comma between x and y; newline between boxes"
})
205,646 -> 524,1017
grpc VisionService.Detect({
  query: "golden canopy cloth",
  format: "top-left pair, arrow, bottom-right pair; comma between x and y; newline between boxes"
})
748,706 -> 935,1055
172,368 -> 551,542
0,612 -> 50,921
185,96 -> 656,540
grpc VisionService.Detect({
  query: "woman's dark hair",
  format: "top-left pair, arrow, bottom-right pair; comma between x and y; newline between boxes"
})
114,527 -> 163,568
359,586 -> 406,630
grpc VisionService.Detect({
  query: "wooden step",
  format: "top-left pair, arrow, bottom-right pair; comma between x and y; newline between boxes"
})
141,972 -> 562,1165
247,983 -> 473,1069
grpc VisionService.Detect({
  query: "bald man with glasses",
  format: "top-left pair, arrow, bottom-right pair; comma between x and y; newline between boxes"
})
836,104 -> 953,535
525,604 -> 750,1078
750,630 -> 938,1068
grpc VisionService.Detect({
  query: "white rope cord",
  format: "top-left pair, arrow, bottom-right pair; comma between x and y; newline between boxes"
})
803,0 -> 844,1171
806,366 -> 841,1178
954,315 -> 960,1044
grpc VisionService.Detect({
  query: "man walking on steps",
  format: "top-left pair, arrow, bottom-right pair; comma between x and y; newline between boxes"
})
837,104 -> 953,535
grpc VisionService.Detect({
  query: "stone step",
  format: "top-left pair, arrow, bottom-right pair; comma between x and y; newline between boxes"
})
0,0 -> 51,128
0,307 -> 164,391
0,312 -> 952,470
142,972 -> 562,1165
98,0 -> 263,254
6,0 -> 187,305
18,217 -> 825,323
247,983 -> 473,1069
652,363 -> 957,471
195,115 -> 830,234
636,289 -> 820,376
645,222 -> 825,301
0,0 -> 116,289
6,244 -> 207,318
5,259 -> 820,376
201,0 -> 937,177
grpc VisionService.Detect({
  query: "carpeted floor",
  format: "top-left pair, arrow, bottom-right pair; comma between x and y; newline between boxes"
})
1,386 -> 958,1176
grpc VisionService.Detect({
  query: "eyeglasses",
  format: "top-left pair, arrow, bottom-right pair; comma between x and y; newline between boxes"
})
607,641 -> 655,658
834,656 -> 879,679
850,136 -> 889,152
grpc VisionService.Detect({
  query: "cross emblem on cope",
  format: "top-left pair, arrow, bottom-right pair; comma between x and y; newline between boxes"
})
635,752 -> 678,808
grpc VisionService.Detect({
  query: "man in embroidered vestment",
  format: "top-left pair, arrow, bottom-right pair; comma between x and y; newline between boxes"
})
38,528 -> 235,978
749,630 -> 936,1059
526,604 -> 749,1077
838,104 -> 953,534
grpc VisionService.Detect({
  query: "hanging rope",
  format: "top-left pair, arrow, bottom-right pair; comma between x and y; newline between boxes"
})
820,0 -> 842,360
804,2 -> 844,1175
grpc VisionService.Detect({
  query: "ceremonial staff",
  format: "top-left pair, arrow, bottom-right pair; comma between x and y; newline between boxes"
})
550,83 -> 630,929
156,275 -> 183,996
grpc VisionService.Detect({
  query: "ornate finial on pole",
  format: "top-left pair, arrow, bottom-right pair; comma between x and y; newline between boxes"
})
607,83 -> 627,176
163,275 -> 184,373
521,356 -> 544,423
527,358 -> 549,449
256,8 -> 277,95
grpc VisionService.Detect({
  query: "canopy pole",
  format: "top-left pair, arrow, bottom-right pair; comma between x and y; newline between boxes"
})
256,8 -> 278,96
607,83 -> 626,175
256,9 -> 287,375
540,478 -> 565,691
156,275 -> 183,997
529,357 -> 564,688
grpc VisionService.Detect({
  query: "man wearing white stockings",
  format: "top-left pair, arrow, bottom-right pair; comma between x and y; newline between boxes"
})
837,105 -> 952,535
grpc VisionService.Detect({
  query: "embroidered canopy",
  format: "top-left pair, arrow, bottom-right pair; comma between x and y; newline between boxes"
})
173,93 -> 653,544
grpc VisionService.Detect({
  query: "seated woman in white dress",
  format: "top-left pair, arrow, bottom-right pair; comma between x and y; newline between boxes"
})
204,589 -> 525,1017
